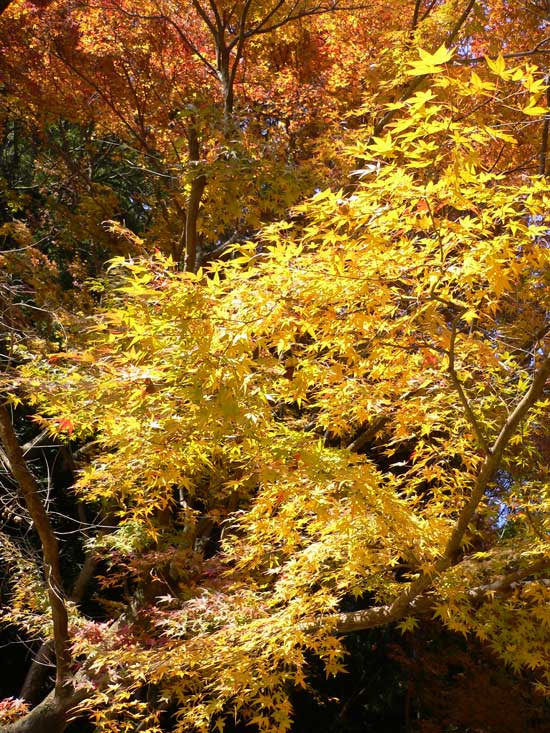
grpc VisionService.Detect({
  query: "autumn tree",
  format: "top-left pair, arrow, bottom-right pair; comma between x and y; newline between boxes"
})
1,0 -> 387,274
2,34 -> 550,732
5,0 -> 530,277
2,2 -> 550,732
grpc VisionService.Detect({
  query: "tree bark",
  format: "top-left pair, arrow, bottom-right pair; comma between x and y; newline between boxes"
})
0,403 -> 72,692
19,552 -> 98,705
538,75 -> 550,175
183,126 -> 206,272
19,640 -> 55,706
3,691 -> 68,733
2,685 -> 89,733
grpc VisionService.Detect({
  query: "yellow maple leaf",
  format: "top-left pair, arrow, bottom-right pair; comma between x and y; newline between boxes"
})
485,54 -> 507,77
407,45 -> 454,76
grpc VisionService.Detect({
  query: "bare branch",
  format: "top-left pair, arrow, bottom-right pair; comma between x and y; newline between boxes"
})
19,552 -> 99,706
191,0 -> 219,35
458,36 -> 550,66
206,0 -> 224,31
446,0 -> 476,46
411,0 -> 422,29
420,0 -> 438,23
228,0 -> 254,91
0,403 -> 71,693
329,559 -> 549,633
240,1 -> 371,40
52,42 -> 155,154
240,0 -> 287,39
317,350 -> 550,634
412,0 -> 438,29
539,75 -> 550,176
108,3 -> 219,77
447,318 -> 490,454
372,0 -> 476,137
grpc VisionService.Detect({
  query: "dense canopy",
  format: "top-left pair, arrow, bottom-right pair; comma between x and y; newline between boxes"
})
0,2 -> 549,732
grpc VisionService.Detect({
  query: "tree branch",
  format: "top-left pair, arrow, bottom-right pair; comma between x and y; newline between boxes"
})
228,0 -> 254,97
411,0 -> 438,29
19,552 -> 99,705
0,403 -> 72,694
441,349 -> 550,563
458,36 -> 550,66
3,682 -> 91,733
420,0 -> 438,23
329,560 -> 549,633
319,350 -> 550,634
240,1 -> 370,40
372,0 -> 476,137
411,0 -> 422,29
447,318 -> 490,454
183,126 -> 206,272
191,0 -> 218,36
539,75 -> 550,176
100,3 -> 219,77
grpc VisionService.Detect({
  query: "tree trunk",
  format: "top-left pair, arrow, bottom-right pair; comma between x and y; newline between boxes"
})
2,689 -> 76,733
183,126 -> 206,272
0,404 -> 72,692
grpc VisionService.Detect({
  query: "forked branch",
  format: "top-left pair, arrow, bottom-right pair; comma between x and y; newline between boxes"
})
326,349 -> 550,633
447,319 -> 490,454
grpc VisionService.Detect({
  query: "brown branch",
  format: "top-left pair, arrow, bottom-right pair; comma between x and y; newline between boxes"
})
411,0 -> 422,29
442,350 -> 550,562
227,0 -> 254,106
70,552 -> 98,605
445,0 -> 476,46
127,7 -> 218,76
466,558 -> 549,601
447,319 -> 490,454
458,36 -> 550,66
420,0 -> 438,23
539,75 -> 550,176
19,640 -> 56,706
345,416 -> 388,452
183,126 -> 206,272
19,552 -> 99,705
322,350 -> 550,634
0,403 -> 72,694
3,675 -> 92,733
3,690 -> 72,733
372,0 -> 476,138
412,0 -> 438,29
226,1 -> 371,42
329,560 -> 549,634
241,0 -> 287,37
191,0 -> 218,36
52,43 -> 155,155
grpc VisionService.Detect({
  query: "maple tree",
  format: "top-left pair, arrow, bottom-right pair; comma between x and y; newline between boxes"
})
1,2 -> 550,733
4,0 -> 520,276
1,0 -> 383,273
